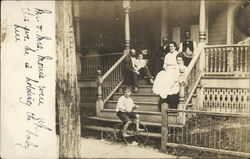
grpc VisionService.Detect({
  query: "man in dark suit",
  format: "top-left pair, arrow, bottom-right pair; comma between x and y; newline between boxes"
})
178,31 -> 197,66
154,37 -> 170,76
124,49 -> 139,92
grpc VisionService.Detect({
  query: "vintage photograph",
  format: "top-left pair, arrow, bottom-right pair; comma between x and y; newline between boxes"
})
1,0 -> 249,158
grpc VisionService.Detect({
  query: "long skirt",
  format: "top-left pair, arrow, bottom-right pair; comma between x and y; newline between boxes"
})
152,68 -> 179,99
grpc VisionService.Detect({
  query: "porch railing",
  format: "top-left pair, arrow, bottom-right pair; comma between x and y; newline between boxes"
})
204,44 -> 249,76
96,51 -> 128,116
80,52 -> 123,78
177,44 -> 205,124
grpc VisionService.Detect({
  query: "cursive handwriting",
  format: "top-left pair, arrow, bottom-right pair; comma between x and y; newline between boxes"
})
37,55 -> 53,79
36,34 -> 51,50
14,24 -> 30,42
24,45 -> 36,55
19,77 -> 39,107
15,130 -> 38,150
27,112 -> 52,131
38,86 -> 45,106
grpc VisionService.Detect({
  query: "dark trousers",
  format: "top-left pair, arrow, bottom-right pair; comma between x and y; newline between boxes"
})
154,58 -> 164,76
183,56 -> 192,67
158,93 -> 179,111
124,71 -> 138,88
138,66 -> 153,79
117,111 -> 136,124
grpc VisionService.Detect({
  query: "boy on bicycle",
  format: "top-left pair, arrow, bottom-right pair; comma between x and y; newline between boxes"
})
116,86 -> 144,137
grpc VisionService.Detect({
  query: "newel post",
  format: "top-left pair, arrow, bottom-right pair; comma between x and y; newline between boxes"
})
161,103 -> 168,153
96,70 -> 103,116
177,67 -> 186,125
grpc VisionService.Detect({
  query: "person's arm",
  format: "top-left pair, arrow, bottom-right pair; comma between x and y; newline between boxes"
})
163,54 -> 167,70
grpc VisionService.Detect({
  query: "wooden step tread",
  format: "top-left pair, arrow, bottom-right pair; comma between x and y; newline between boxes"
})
86,116 -> 184,128
82,125 -> 161,138
102,108 -> 161,115
107,100 -> 158,105
121,85 -> 153,88
102,109 -> 178,116
114,92 -> 158,96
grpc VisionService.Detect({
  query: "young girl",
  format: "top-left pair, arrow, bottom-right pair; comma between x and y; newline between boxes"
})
134,52 -> 154,84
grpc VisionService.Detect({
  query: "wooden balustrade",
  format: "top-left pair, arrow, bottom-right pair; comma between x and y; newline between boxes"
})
205,44 -> 249,75
80,52 -> 123,78
96,51 -> 129,116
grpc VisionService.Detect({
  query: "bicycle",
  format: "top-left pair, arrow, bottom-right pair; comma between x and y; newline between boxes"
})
101,119 -> 149,145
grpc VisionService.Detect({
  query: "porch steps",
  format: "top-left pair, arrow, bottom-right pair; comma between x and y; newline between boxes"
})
106,100 -> 159,112
85,116 -> 184,128
100,108 -> 178,124
82,125 -> 161,138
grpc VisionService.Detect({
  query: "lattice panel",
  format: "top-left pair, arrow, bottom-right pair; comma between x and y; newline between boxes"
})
204,88 -> 249,112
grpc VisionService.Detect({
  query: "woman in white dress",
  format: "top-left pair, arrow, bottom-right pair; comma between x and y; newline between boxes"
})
153,42 -> 179,98
153,42 -> 186,109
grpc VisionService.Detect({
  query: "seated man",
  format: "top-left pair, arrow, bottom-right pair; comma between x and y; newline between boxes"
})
124,49 -> 139,92
134,52 -> 154,84
116,86 -> 144,137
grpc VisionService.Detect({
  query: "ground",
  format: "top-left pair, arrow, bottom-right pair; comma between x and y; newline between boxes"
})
80,137 -> 189,158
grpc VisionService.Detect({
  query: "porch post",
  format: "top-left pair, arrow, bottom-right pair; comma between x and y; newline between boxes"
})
199,0 -> 206,43
73,1 -> 82,76
226,3 -> 235,44
160,1 -> 168,42
123,0 -> 131,51
199,0 -> 206,72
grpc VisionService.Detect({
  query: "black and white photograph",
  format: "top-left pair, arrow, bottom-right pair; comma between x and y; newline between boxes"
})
1,0 -> 250,158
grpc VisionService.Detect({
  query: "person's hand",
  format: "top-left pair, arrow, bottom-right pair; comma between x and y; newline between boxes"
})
133,105 -> 138,110
135,71 -> 140,75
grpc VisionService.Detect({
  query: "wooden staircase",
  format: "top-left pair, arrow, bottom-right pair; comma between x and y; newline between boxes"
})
82,79 -> 203,139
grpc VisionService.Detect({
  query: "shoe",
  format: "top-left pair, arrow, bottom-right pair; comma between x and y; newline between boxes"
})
133,87 -> 138,93
136,128 -> 145,132
149,79 -> 154,84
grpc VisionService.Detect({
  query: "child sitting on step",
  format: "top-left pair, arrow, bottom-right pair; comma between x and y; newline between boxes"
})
116,86 -> 144,137
134,52 -> 154,84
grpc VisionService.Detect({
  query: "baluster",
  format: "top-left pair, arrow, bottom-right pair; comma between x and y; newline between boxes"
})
218,48 -> 221,72
205,48 -> 209,72
236,46 -> 239,72
240,46 -> 243,72
222,47 -> 226,72
245,46 -> 248,72
214,48 -> 218,72
211,48 -> 214,72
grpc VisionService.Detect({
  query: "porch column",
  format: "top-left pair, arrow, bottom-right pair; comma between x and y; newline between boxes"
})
123,0 -> 131,51
160,1 -> 168,42
226,3 -> 235,44
199,0 -> 206,43
73,1 -> 82,76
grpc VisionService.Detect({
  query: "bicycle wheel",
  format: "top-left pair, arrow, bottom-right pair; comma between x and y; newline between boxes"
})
123,121 -> 148,145
113,123 -> 123,141
101,130 -> 115,141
